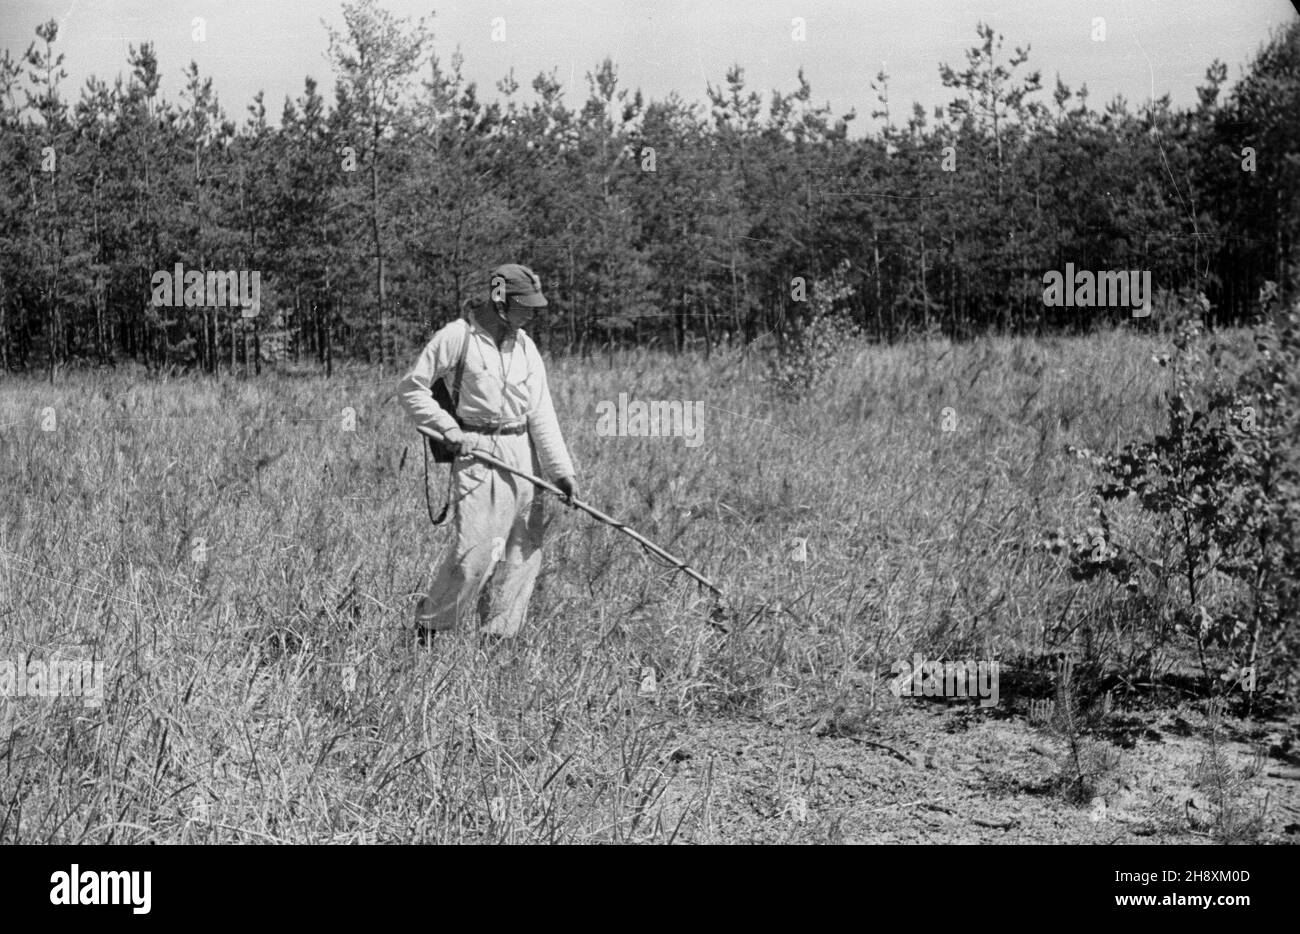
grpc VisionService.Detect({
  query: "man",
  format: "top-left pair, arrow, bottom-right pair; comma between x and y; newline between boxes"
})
397,263 -> 578,641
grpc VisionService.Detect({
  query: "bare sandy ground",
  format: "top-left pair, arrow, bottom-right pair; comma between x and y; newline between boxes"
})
656,697 -> 1300,844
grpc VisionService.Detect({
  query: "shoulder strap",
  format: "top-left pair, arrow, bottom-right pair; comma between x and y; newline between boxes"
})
450,322 -> 470,415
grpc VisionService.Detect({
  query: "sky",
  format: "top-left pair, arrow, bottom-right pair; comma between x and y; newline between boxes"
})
1,0 -> 1295,134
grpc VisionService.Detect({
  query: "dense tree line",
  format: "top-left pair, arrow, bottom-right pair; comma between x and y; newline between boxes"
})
0,4 -> 1296,374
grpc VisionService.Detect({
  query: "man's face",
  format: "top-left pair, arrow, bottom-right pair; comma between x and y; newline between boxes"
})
502,296 -> 537,331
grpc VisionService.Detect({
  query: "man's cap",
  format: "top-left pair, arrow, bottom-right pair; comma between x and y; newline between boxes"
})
490,263 -> 548,308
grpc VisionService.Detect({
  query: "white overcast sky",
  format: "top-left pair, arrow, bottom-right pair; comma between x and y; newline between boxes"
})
1,1 -> 1295,133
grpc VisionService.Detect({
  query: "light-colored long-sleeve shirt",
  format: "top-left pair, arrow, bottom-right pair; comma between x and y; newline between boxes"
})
397,314 -> 576,481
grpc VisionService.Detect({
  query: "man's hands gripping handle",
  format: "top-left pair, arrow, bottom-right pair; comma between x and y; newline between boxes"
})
440,427 -> 477,458
431,426 -> 578,507
554,475 -> 577,506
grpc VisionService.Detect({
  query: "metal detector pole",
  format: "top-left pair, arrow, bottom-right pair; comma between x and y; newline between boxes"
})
414,424 -> 723,596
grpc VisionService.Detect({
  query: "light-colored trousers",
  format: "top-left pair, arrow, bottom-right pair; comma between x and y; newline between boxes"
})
416,430 -> 546,637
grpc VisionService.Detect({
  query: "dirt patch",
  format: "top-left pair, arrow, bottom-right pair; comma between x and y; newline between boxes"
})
658,699 -> 1300,844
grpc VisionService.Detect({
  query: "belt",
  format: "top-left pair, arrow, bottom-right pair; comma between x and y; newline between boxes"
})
460,421 -> 528,436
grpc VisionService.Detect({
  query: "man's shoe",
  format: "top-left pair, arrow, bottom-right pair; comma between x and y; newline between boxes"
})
414,594 -> 454,634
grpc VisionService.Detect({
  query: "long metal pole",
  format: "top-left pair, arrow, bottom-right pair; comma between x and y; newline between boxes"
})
414,424 -> 722,596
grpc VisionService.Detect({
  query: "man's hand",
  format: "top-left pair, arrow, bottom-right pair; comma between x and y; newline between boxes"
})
554,475 -> 578,505
442,428 -> 477,457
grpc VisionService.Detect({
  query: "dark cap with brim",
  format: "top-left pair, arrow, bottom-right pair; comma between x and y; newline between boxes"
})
491,263 -> 548,308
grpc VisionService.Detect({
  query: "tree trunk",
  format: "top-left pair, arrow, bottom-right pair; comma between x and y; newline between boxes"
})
920,237 -> 930,334
873,230 -> 883,338
370,117 -> 386,371
0,275 -> 6,371
325,295 -> 333,379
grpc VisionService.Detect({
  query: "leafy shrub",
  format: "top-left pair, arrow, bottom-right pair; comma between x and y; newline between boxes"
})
1056,285 -> 1300,700
765,260 -> 861,398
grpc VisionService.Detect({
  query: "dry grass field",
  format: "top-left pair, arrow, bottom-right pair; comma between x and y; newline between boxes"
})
2,329 -> 1295,843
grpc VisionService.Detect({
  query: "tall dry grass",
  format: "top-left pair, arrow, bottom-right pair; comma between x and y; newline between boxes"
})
0,327 -> 1175,842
